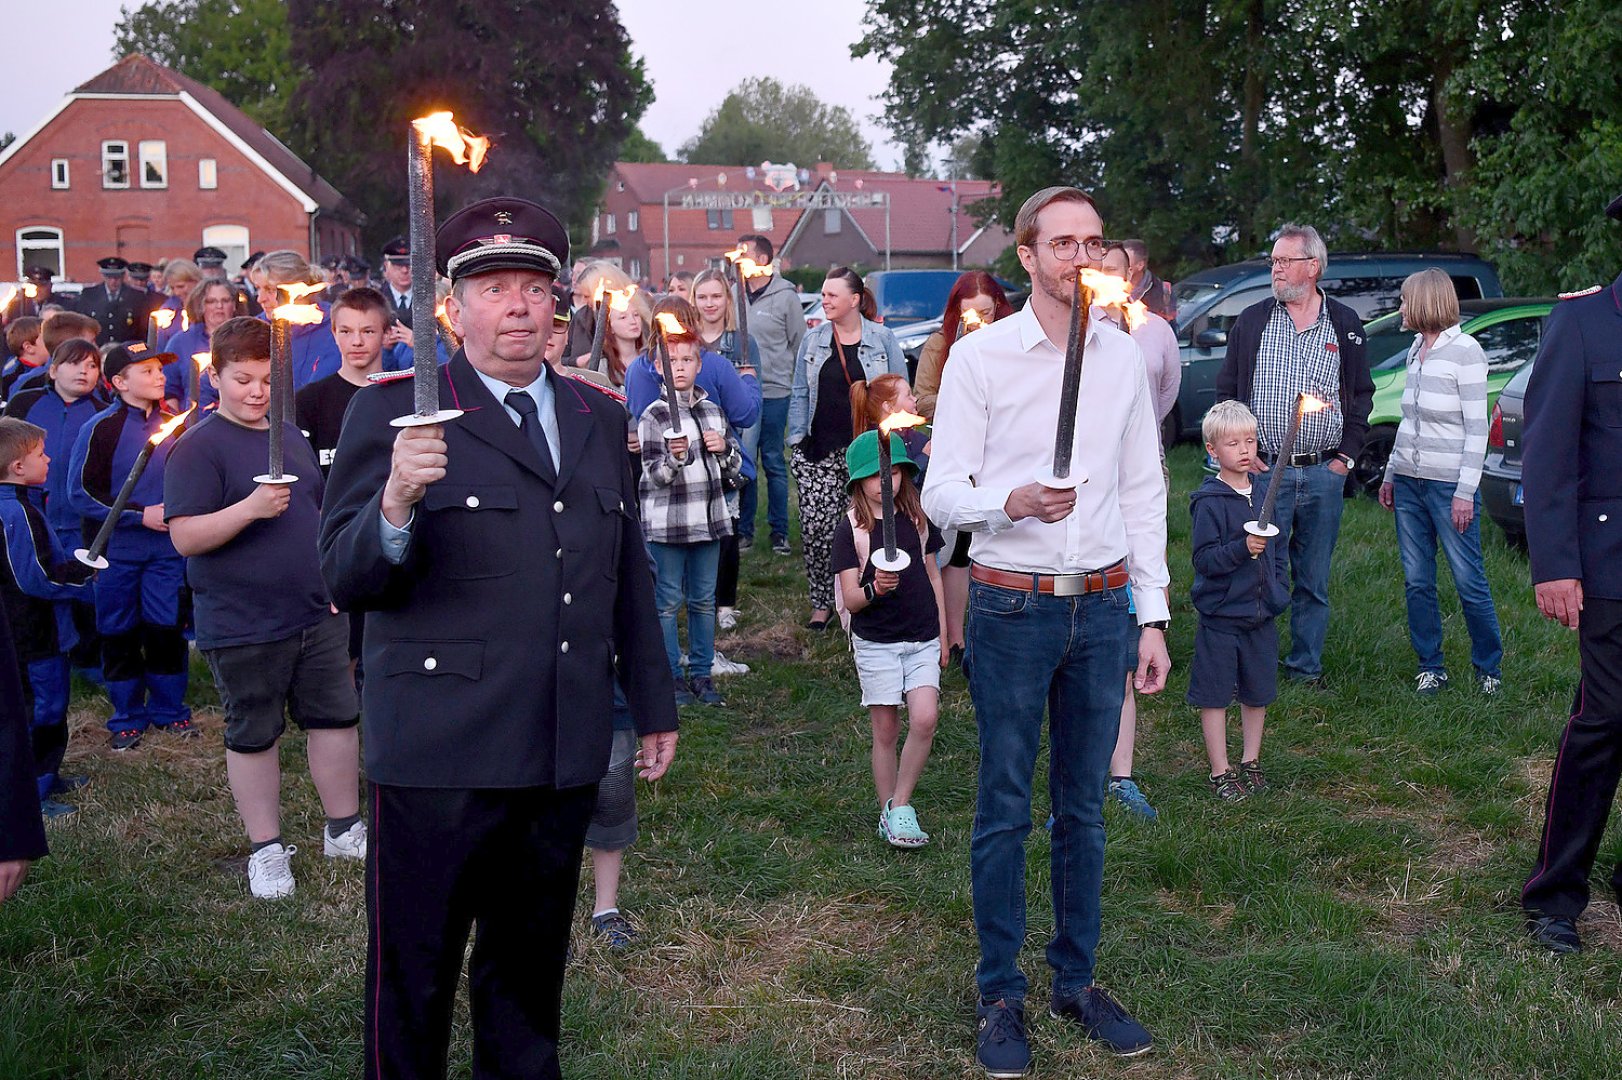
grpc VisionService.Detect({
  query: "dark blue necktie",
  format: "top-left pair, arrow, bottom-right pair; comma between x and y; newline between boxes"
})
505,389 -> 555,470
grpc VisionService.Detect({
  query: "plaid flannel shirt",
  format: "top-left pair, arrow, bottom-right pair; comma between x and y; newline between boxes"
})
1253,296 -> 1345,456
637,385 -> 741,544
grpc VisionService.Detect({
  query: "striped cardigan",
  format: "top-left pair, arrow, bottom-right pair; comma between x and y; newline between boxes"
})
1383,324 -> 1490,498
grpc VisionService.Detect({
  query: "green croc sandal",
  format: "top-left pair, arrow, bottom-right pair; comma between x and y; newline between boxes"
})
881,800 -> 930,848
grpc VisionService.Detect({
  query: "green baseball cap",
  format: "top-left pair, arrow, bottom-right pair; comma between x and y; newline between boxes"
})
845,429 -> 917,492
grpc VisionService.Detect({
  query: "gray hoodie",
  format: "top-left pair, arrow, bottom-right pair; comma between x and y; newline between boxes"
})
747,273 -> 806,399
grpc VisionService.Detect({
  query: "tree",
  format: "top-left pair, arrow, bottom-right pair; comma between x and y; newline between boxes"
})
285,0 -> 651,250
620,125 -> 667,164
679,78 -> 875,169
113,0 -> 295,132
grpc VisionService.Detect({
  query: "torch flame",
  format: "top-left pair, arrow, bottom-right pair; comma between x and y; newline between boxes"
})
278,281 -> 327,304
1300,393 -> 1330,415
152,308 -> 175,329
1074,269 -> 1150,331
960,308 -> 985,331
722,245 -> 748,263
273,303 -> 325,325
0,285 -> 14,309
879,409 -> 928,435
192,352 -> 210,379
23,283 -> 38,299
412,111 -> 490,173
654,311 -> 688,336
607,284 -> 638,312
737,257 -> 772,279
148,407 -> 194,446
435,300 -> 447,321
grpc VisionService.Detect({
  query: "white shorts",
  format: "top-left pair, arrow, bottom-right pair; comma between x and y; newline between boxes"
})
851,635 -> 941,707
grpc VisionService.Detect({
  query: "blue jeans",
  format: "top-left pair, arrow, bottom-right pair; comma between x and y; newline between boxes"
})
649,540 -> 721,680
1252,462 -> 1344,679
1392,475 -> 1503,677
964,581 -> 1133,1003
756,396 -> 790,542
736,418 -> 763,540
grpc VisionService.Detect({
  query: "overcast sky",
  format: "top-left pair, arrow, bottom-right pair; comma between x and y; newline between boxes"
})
0,0 -> 902,169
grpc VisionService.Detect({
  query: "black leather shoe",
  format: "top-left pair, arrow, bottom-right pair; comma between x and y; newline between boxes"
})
1526,914 -> 1581,955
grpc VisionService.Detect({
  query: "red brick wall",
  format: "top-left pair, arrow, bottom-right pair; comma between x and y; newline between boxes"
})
0,97 -> 353,281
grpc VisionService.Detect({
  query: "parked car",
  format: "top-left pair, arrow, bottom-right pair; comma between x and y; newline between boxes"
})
1167,252 -> 1504,442
1480,359 -> 1534,549
1348,299 -> 1554,496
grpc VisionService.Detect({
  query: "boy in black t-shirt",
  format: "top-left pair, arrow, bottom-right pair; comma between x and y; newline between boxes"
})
295,286 -> 390,480
163,317 -> 363,901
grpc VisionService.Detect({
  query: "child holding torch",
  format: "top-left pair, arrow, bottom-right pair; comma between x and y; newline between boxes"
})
1187,401 -> 1289,801
832,428 -> 946,848
162,317 -> 363,900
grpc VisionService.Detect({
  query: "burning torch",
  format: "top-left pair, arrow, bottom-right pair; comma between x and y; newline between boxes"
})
76,408 -> 194,569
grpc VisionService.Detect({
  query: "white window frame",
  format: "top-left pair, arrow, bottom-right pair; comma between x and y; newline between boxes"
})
752,207 -> 773,231
138,140 -> 168,188
198,158 -> 217,189
50,159 -> 69,189
16,227 -> 65,280
605,213 -> 617,235
200,224 -> 250,275
627,210 -> 639,232
823,208 -> 842,234
102,141 -> 130,188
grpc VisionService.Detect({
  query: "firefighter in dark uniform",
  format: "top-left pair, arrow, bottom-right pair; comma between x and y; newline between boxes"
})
3,267 -> 60,328
125,262 -> 164,331
74,257 -> 148,345
1521,190 -> 1622,954
379,236 -> 415,328
319,196 -> 678,1079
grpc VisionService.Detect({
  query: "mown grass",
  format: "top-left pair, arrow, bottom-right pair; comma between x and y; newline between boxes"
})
3,444 -> 1621,1078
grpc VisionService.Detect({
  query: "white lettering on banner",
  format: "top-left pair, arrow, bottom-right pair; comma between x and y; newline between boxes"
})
677,191 -> 888,211
320,448 -> 337,466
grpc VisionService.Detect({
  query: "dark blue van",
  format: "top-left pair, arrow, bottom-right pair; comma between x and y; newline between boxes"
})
1166,252 -> 1502,442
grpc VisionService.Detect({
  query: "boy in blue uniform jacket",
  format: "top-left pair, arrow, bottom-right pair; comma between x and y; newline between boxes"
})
0,419 -> 94,817
1188,401 -> 1289,801
165,317 -> 363,900
67,343 -> 193,750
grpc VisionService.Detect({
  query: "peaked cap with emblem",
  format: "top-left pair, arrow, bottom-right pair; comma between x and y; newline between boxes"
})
104,341 -> 179,379
97,256 -> 129,274
435,197 -> 568,283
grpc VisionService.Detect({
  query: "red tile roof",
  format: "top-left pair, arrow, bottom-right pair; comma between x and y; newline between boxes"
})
74,54 -> 359,221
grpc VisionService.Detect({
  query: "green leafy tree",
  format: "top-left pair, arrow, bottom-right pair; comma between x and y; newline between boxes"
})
679,78 -> 876,169
285,0 -> 651,250
113,0 -> 295,132
620,124 -> 667,164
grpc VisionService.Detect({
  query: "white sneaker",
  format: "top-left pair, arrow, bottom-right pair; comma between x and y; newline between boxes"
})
324,820 -> 367,860
717,607 -> 739,630
247,842 -> 297,900
712,651 -> 750,676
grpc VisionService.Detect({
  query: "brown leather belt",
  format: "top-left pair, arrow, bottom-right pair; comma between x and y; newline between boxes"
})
971,560 -> 1130,597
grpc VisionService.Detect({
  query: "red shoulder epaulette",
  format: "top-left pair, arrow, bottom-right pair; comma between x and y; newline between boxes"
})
366,369 -> 416,384
1558,285 -> 1603,300
561,369 -> 626,404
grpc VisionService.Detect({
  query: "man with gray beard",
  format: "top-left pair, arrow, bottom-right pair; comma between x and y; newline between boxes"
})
1215,224 -> 1372,686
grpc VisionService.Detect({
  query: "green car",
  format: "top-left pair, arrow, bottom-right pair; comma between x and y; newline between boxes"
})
1348,298 -> 1555,496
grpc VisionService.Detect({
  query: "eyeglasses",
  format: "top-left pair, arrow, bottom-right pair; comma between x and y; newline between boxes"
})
1042,237 -> 1117,262
1270,256 -> 1317,269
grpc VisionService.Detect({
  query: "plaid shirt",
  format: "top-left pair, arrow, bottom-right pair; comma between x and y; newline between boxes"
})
1253,294 -> 1345,455
637,385 -> 741,544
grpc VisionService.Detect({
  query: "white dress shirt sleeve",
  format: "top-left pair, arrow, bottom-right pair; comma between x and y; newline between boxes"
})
921,342 -> 1015,534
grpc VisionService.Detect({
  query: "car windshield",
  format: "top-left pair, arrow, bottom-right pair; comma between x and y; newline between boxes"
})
1172,281 -> 1224,329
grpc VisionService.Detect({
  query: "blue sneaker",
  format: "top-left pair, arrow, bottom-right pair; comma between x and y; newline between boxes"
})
975,999 -> 1030,1077
673,680 -> 697,707
1107,778 -> 1159,821
41,799 -> 78,820
1050,986 -> 1153,1057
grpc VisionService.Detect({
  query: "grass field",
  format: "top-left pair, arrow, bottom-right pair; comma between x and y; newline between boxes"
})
3,444 -> 1621,1079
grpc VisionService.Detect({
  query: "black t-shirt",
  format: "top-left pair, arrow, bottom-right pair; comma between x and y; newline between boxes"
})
295,372 -> 366,479
831,512 -> 944,643
805,338 -> 864,462
162,411 -> 328,649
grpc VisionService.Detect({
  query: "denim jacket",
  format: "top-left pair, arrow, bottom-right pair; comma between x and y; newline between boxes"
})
786,318 -> 908,445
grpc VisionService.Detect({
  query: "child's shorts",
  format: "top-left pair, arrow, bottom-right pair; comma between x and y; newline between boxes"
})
203,614 -> 359,753
1185,620 -> 1278,709
852,635 -> 940,707
586,726 -> 639,852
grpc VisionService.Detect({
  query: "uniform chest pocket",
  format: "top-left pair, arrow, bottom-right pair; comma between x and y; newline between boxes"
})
422,484 -> 519,579
1589,366 -> 1622,428
593,485 -> 630,577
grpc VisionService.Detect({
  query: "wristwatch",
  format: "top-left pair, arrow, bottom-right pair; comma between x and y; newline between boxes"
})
1143,620 -> 1170,632
1335,453 -> 1355,469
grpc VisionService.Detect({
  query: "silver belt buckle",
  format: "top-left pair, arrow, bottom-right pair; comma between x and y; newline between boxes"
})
1051,573 -> 1089,597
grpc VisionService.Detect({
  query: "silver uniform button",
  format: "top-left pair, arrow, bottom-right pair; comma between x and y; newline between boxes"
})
563,593 -> 572,605
560,641 -> 570,653
553,500 -> 564,512
466,495 -> 480,508
423,656 -> 438,671
1602,514 -> 1610,523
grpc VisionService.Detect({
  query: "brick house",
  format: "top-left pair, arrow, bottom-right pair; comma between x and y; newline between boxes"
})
0,54 -> 363,284
592,161 -> 1010,285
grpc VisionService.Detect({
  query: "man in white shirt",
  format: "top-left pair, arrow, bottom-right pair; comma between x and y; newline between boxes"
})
923,186 -> 1169,1076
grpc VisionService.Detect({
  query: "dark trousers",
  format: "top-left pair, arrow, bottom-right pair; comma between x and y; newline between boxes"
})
365,781 -> 598,1080
1523,596 -> 1622,919
717,533 -> 740,608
